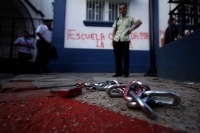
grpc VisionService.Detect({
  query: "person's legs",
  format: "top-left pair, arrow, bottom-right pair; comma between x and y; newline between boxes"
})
113,41 -> 123,76
34,40 -> 44,74
15,51 -> 22,75
15,52 -> 29,75
122,41 -> 130,77
34,53 -> 41,73
35,40 -> 50,74
42,47 -> 50,73
42,59 -> 50,73
20,53 -> 30,74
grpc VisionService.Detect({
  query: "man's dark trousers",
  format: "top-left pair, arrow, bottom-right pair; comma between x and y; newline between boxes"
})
34,40 -> 49,73
113,40 -> 130,76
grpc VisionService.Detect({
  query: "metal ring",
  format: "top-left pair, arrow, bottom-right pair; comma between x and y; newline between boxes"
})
143,90 -> 181,106
127,95 -> 154,108
128,90 -> 157,119
96,80 -> 120,91
106,80 -> 120,85
123,81 -> 151,102
106,84 -> 127,98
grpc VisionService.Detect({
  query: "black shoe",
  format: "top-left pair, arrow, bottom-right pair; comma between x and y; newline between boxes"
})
123,74 -> 129,77
112,74 -> 122,77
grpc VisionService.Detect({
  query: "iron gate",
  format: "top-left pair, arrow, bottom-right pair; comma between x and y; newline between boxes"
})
0,17 -> 43,73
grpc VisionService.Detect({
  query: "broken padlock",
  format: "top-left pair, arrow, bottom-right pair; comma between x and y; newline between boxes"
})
50,87 -> 82,97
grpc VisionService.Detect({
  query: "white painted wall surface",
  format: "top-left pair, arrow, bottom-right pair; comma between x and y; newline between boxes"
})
64,0 -> 150,50
21,0 -> 54,19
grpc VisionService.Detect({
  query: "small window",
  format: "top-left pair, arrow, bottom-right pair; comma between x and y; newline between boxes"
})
86,1 -> 104,20
86,0 -> 130,21
109,2 -> 120,21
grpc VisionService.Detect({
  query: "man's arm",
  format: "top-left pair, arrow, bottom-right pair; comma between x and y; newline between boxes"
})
28,42 -> 35,49
15,39 -> 35,49
112,28 -> 117,41
36,32 -> 51,47
16,43 -> 34,49
128,19 -> 142,34
15,38 -> 28,47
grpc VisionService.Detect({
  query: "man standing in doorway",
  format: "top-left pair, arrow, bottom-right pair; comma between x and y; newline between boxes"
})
34,19 -> 52,74
164,18 -> 179,45
112,3 -> 142,77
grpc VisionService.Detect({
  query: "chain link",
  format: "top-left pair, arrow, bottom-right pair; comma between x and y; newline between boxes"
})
76,80 -> 120,91
106,80 -> 181,119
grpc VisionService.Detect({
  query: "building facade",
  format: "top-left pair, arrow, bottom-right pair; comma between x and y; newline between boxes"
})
1,0 -> 199,75
51,0 -> 163,73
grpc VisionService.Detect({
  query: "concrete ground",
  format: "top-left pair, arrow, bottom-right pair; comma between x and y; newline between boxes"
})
0,73 -> 200,133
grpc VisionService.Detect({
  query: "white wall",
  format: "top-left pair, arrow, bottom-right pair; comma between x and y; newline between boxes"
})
64,0 -> 150,51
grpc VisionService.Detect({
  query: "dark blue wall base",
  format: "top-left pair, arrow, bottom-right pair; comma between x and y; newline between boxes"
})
48,49 -> 150,73
48,62 -> 150,73
156,29 -> 200,82
0,56 -> 149,73
48,63 -> 114,73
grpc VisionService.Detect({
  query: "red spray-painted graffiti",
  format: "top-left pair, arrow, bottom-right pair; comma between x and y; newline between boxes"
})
67,29 -> 149,49
67,29 -> 105,41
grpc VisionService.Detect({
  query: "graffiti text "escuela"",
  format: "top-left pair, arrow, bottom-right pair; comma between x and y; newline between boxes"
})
67,29 -> 149,41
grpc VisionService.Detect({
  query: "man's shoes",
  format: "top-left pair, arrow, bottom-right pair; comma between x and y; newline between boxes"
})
123,74 -> 129,77
112,74 -> 122,77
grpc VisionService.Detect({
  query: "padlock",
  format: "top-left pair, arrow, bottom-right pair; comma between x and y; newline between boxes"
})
50,87 -> 82,97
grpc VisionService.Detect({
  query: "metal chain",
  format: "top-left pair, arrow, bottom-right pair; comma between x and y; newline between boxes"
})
53,80 -> 181,119
76,80 -> 120,91
106,81 -> 181,119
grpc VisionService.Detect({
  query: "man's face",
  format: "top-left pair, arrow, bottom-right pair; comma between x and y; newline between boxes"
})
46,21 -> 52,28
119,4 -> 127,16
23,32 -> 29,38
172,20 -> 177,24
